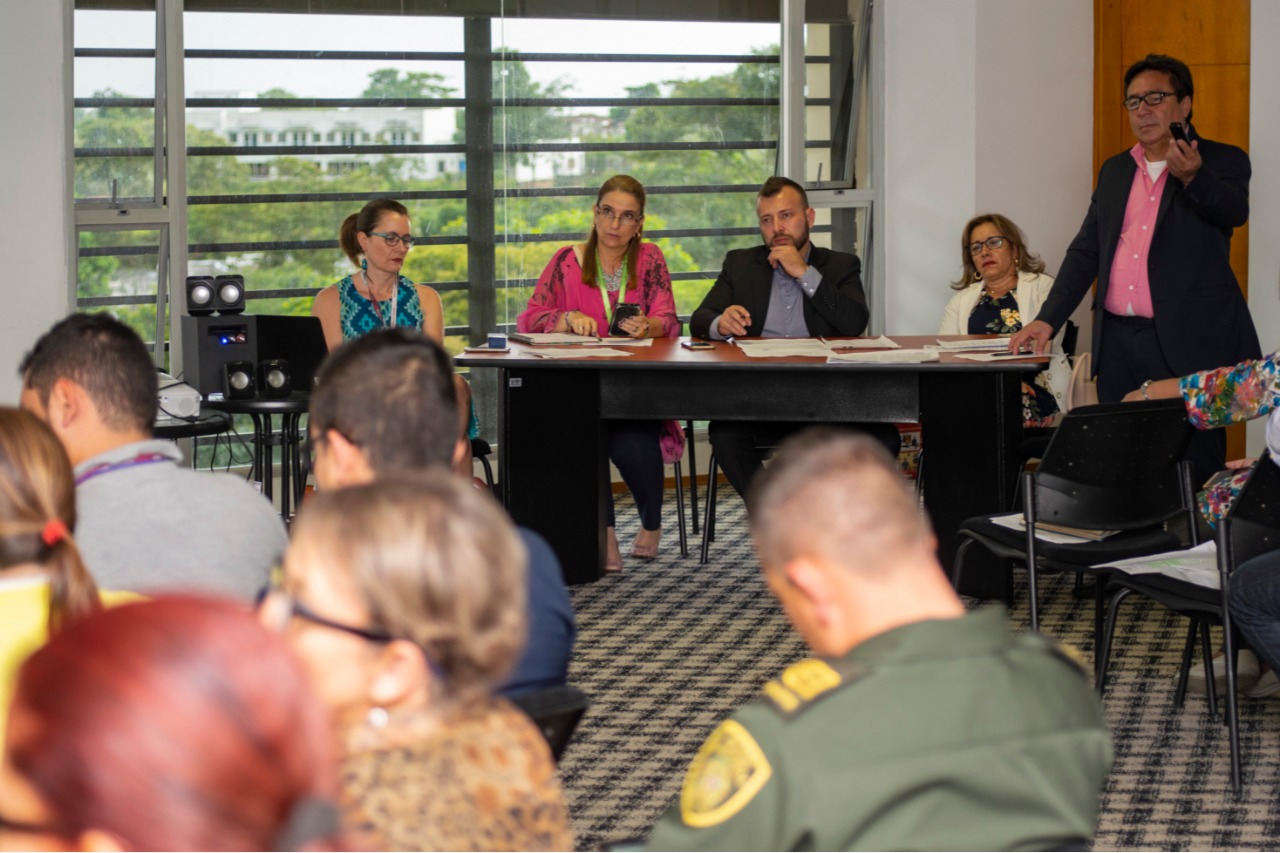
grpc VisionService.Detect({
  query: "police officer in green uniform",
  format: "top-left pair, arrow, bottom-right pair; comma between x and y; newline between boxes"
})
645,430 -> 1114,852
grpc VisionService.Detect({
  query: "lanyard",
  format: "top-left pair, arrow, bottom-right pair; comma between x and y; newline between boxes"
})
595,258 -> 628,322
75,452 -> 169,486
362,270 -> 400,329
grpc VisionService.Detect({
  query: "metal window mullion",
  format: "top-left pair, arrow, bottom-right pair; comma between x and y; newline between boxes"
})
779,0 -> 806,181
163,0 -> 188,376
464,17 -> 497,437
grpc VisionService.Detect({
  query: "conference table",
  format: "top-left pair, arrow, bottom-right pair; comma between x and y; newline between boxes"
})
459,336 -> 1042,599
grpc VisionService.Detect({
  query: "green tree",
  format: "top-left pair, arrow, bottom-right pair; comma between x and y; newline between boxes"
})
258,87 -> 298,99
362,68 -> 454,100
454,54 -> 572,166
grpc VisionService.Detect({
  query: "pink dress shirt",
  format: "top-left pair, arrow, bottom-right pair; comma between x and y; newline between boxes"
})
1104,143 -> 1168,318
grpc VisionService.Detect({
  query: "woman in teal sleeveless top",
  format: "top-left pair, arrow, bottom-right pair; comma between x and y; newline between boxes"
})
312,199 -> 478,441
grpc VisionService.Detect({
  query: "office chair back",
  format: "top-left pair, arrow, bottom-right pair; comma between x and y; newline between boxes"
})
1033,399 -> 1194,531
1220,452 -> 1280,568
508,684 -> 590,763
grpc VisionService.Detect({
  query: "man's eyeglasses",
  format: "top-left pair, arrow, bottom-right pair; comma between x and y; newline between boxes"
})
968,236 -> 1007,256
1123,91 -> 1176,111
255,578 -> 395,645
596,205 -> 642,225
367,231 -> 417,249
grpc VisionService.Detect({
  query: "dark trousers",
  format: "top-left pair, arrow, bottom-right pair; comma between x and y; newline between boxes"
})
607,420 -> 663,530
1229,549 -> 1280,675
1097,313 -> 1226,486
708,420 -> 902,507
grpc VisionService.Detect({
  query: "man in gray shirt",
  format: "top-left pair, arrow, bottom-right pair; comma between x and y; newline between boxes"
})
20,313 -> 286,600
689,176 -> 900,504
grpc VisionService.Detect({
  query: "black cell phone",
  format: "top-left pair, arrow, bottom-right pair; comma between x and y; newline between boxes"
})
608,302 -> 642,336
1169,122 -> 1188,142
682,339 -> 715,350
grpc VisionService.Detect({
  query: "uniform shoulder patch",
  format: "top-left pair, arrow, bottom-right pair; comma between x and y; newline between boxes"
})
762,658 -> 844,717
1022,632 -> 1091,678
680,719 -> 773,828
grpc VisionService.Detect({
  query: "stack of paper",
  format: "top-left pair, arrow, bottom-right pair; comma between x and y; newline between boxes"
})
826,349 -> 940,365
937,337 -> 1009,351
734,339 -> 833,358
526,348 -> 634,359
826,335 -> 901,350
509,332 -> 589,346
583,337 -> 654,347
1097,541 -> 1220,590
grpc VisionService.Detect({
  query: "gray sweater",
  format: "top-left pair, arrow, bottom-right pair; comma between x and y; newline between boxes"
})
73,439 -> 287,601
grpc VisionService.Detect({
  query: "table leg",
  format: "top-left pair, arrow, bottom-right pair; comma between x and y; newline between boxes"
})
920,370 -> 1022,601
499,367 -> 606,585
252,413 -> 275,505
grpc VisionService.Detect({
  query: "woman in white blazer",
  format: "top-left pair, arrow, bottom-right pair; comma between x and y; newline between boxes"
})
939,213 -> 1065,426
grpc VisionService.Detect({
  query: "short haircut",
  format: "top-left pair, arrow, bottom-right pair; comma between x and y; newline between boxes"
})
289,473 -> 527,705
309,327 -> 457,475
1124,53 -> 1194,120
758,175 -> 810,210
750,428 -> 930,574
20,313 -> 157,433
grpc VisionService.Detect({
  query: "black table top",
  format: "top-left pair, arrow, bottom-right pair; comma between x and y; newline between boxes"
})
203,391 -> 310,415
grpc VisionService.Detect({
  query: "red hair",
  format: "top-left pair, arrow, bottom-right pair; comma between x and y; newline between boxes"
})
8,597 -> 340,851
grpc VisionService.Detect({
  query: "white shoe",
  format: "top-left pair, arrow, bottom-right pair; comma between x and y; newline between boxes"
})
1246,669 -> 1280,699
1184,648 -> 1260,695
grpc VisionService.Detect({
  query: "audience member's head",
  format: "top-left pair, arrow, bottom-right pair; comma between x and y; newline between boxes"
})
750,429 -> 960,656
19,314 -> 156,465
308,327 -> 461,489
0,407 -> 98,632
263,472 -> 526,730
1,597 -> 339,851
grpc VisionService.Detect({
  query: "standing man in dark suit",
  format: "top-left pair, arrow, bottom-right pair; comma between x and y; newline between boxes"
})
690,176 -> 900,504
1011,54 -> 1260,483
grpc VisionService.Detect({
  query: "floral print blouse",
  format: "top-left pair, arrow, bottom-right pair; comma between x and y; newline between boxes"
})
969,289 -> 1059,428
1181,352 -> 1280,524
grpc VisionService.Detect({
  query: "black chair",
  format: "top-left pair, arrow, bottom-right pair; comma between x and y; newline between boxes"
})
470,436 -> 495,492
1097,452 -> 1280,794
508,684 -> 590,763
952,399 -> 1198,637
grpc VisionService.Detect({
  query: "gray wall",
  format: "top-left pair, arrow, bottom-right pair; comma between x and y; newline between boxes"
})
0,0 -> 74,403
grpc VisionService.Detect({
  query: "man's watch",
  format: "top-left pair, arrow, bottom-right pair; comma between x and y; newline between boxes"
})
1140,379 -> 1153,400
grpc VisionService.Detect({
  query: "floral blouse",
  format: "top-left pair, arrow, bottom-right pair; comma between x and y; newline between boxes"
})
1181,352 -> 1280,524
968,289 -> 1060,428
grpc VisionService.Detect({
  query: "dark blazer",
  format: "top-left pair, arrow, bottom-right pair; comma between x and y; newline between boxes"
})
1036,125 -> 1260,377
690,244 -> 869,339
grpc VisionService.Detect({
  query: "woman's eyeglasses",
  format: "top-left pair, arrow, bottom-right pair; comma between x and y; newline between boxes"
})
255,577 -> 395,645
595,205 -> 642,225
366,231 -> 417,249
968,236 -> 1007,255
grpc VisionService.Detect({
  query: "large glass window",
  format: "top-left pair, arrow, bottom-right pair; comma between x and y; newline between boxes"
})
72,0 -> 873,430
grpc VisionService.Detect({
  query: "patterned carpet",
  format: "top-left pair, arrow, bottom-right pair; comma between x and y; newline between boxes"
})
557,489 -> 1280,851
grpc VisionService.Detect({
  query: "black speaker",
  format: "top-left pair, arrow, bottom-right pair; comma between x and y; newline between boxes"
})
214,275 -> 246,314
258,359 -> 292,398
186,276 -> 217,316
181,315 -> 257,396
221,361 -> 256,400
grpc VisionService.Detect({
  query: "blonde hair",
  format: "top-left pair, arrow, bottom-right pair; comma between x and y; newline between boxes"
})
582,174 -> 646,292
289,473 -> 527,705
0,407 -> 100,632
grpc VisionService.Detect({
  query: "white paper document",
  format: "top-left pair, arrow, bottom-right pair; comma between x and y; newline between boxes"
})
990,514 -> 1116,544
511,332 -> 597,346
955,352 -> 1043,363
1096,541 -> 1221,589
734,339 -> 834,358
825,349 -> 940,365
583,337 -> 654,347
526,347 -> 633,359
937,337 -> 1010,351
826,335 -> 901,350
